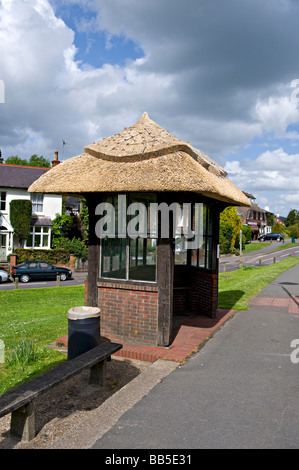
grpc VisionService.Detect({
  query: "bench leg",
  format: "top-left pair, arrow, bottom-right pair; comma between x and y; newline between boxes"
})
89,359 -> 107,387
10,402 -> 35,442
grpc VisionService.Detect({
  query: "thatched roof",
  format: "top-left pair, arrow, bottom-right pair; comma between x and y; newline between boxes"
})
28,112 -> 250,206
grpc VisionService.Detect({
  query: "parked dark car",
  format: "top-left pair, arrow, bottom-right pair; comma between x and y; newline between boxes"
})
258,232 -> 284,242
11,261 -> 72,283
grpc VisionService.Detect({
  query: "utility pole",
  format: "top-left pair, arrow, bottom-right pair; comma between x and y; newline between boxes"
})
239,229 -> 243,268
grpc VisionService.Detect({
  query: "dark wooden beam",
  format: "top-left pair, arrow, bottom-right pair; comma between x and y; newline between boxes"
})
156,194 -> 174,347
86,194 -> 101,307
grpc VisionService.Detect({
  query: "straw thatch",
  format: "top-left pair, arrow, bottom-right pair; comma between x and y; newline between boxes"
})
28,112 -> 250,206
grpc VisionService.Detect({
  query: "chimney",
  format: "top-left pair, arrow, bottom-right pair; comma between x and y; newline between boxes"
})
52,150 -> 60,168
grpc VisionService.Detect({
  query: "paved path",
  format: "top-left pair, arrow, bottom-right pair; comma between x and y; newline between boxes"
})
92,264 -> 299,449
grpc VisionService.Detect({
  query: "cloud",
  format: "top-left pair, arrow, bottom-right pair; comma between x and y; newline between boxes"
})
1,0 -> 299,216
225,147 -> 299,215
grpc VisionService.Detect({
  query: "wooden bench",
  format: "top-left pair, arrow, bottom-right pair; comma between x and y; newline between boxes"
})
0,341 -> 122,442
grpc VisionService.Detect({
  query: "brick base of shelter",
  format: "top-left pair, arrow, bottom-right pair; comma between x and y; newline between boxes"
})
85,267 -> 219,347
97,281 -> 159,346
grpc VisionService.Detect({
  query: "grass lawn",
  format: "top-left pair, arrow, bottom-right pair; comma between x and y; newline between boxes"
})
0,285 -> 84,394
275,242 -> 299,251
1,257 -> 299,394
218,256 -> 299,311
242,242 -> 271,253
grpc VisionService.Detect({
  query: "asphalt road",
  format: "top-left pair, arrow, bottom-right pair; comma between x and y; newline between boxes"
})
0,273 -> 87,290
219,240 -> 299,273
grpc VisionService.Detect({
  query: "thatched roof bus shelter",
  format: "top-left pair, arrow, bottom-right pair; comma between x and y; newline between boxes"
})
29,113 -> 250,347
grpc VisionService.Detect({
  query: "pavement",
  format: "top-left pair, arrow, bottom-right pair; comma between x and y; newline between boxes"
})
50,262 -> 299,449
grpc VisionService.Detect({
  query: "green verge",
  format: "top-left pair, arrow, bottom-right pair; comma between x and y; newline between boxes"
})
0,285 -> 84,394
242,242 -> 272,253
218,256 -> 299,311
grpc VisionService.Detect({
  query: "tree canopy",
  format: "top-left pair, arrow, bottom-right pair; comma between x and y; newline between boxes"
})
219,206 -> 242,254
286,209 -> 299,227
5,154 -> 50,167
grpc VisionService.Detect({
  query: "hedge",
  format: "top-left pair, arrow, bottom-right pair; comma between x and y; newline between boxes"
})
10,248 -> 71,265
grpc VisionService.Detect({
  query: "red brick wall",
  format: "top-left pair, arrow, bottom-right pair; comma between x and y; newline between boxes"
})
97,281 -> 159,345
83,266 -> 218,346
188,268 -> 218,318
173,265 -> 218,318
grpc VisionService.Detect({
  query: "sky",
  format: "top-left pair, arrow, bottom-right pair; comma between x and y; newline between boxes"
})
1,0 -> 299,217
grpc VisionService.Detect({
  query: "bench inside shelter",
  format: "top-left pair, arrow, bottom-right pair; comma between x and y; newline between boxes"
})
0,341 -> 122,442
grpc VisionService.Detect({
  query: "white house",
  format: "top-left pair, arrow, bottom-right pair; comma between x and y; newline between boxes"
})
0,163 -> 62,261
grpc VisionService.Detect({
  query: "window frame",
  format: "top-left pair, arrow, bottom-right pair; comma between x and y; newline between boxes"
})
31,193 -> 44,213
25,225 -> 51,249
0,191 -> 6,211
99,193 -> 216,283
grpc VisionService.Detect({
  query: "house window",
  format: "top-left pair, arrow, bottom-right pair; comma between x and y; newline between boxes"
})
0,192 -> 6,211
25,226 -> 50,249
31,194 -> 43,213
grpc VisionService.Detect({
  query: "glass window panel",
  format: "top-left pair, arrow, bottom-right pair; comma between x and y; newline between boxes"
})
26,235 -> 33,247
206,237 -> 213,270
34,226 -> 41,233
101,237 -> 126,279
207,206 -> 213,236
128,193 -> 157,238
191,249 -> 198,267
42,235 -> 49,247
129,238 -> 156,281
31,194 -> 43,212
175,237 -> 187,265
34,235 -> 41,247
202,204 -> 207,236
0,192 -> 6,211
198,238 -> 206,268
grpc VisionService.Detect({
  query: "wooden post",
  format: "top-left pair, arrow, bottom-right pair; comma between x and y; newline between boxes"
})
10,402 -> 35,442
14,277 -> 19,290
156,195 -> 174,347
89,360 -> 107,386
86,195 -> 101,307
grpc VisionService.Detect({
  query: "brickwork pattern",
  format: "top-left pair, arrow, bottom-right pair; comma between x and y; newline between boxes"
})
98,281 -> 159,345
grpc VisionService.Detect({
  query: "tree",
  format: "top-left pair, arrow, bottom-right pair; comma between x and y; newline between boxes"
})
219,206 -> 242,253
79,198 -> 89,242
266,212 -> 275,227
5,154 -> 50,167
286,209 -> 299,227
290,225 -> 299,238
10,200 -> 32,247
0,149 -> 3,164
28,154 -> 50,167
272,222 -> 285,234
5,155 -> 28,165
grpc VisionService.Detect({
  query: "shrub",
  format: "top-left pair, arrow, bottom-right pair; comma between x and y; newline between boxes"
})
220,207 -> 242,253
242,225 -> 252,244
11,248 -> 70,265
219,223 -> 233,254
53,237 -> 88,261
10,200 -> 32,247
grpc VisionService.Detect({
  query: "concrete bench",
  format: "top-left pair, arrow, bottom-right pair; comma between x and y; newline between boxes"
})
0,341 -> 122,442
